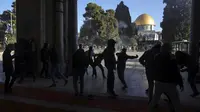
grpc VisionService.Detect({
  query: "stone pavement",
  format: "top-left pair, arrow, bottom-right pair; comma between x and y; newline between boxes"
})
0,52 -> 200,111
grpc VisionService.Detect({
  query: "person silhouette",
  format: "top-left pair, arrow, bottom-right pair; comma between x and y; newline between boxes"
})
103,39 -> 117,97
149,43 -> 183,112
40,43 -> 50,78
3,44 -> 15,94
72,44 -> 87,96
85,46 -> 96,78
93,53 -> 106,79
116,48 -> 138,90
49,45 -> 68,87
8,43 -> 22,90
139,43 -> 161,102
175,51 -> 200,97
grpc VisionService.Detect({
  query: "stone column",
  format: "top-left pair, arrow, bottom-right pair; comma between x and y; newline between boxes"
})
55,0 -> 64,71
40,0 -> 46,46
67,0 -> 78,75
45,0 -> 54,45
16,0 -> 41,73
68,0 -> 78,53
190,0 -> 200,80
63,0 -> 68,61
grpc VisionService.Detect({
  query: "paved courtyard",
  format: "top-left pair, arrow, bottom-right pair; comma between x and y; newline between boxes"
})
0,51 -> 200,108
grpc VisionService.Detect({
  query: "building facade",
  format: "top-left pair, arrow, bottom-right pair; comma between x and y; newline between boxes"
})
134,14 -> 162,50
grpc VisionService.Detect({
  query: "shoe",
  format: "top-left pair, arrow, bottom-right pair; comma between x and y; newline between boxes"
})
64,80 -> 68,86
17,80 -> 23,84
79,93 -> 84,96
8,88 -> 12,93
107,90 -> 118,97
88,94 -> 94,100
113,92 -> 118,97
49,83 -> 56,87
145,89 -> 149,93
40,76 -> 45,78
190,92 -> 200,98
56,76 -> 61,79
122,86 -> 128,90
75,92 -> 79,96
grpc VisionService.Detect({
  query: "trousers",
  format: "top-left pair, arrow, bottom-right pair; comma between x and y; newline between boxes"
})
73,68 -> 85,94
149,81 -> 181,112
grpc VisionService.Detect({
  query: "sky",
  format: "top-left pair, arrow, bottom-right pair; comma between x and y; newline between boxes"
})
0,0 -> 165,31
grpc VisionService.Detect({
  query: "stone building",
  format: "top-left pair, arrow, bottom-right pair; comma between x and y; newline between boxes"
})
134,14 -> 162,50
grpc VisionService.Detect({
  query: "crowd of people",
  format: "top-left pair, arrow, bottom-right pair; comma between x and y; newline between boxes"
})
2,38 -> 200,111
72,39 -> 138,96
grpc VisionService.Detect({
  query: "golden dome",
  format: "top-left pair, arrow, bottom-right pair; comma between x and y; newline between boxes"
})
134,14 -> 155,26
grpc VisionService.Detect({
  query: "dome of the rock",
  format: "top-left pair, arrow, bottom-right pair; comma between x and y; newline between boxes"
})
134,14 -> 155,26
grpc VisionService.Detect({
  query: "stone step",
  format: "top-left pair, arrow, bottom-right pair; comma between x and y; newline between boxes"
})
0,99 -> 75,112
0,84 -> 199,112
0,95 -> 113,112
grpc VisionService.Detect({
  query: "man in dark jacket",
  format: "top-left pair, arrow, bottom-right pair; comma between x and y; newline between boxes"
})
139,44 -> 161,102
116,48 -> 138,89
40,43 -> 50,78
72,44 -> 87,96
175,51 -> 199,97
3,44 -> 15,94
149,43 -> 183,112
103,39 -> 117,97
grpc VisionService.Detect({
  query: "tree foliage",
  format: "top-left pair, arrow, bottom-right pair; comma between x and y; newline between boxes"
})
161,0 -> 192,42
0,1 -> 16,44
115,1 -> 136,37
80,3 -> 119,45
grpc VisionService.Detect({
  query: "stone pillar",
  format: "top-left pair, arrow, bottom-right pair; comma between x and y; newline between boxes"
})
16,0 -> 41,73
40,0 -> 46,46
67,0 -> 78,75
63,0 -> 68,61
68,0 -> 77,53
55,0 -> 64,71
45,0 -> 54,45
190,0 -> 200,81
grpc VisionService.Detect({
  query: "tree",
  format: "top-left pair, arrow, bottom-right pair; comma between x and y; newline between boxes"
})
161,0 -> 192,42
80,3 -> 119,45
115,1 -> 135,37
175,0 -> 192,40
11,1 -> 16,14
0,1 -> 17,44
105,9 -> 119,40
0,10 -> 13,22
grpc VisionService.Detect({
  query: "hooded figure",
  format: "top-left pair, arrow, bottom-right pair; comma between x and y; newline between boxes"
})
103,39 -> 117,97
139,43 -> 161,102
149,43 -> 183,112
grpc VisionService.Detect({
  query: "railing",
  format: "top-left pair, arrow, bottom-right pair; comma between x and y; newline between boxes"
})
172,41 -> 190,53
